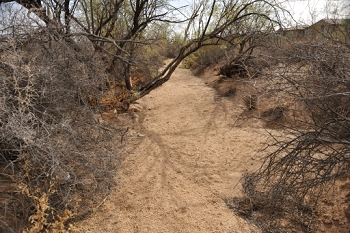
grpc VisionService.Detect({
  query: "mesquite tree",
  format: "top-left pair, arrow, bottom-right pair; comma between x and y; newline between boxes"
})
1,0 -> 284,92
0,0 -> 286,231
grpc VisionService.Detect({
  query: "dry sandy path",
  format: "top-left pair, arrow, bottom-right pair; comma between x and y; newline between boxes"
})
80,67 -> 269,232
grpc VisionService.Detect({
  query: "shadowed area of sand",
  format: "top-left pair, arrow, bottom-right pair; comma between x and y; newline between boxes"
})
80,66 -> 269,232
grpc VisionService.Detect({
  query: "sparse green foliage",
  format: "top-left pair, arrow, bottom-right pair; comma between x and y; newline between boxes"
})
183,44 -> 227,73
0,0 -> 290,231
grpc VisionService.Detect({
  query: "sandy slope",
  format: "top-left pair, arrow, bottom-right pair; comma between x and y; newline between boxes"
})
80,66 -> 270,232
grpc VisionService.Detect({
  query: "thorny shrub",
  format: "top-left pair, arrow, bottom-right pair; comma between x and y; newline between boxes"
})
0,29 -> 124,232
231,33 -> 350,231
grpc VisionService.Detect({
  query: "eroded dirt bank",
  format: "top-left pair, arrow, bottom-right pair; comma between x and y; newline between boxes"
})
80,67 -> 269,232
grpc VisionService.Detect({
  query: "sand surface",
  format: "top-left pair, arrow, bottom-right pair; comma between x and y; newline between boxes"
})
80,66 -> 270,232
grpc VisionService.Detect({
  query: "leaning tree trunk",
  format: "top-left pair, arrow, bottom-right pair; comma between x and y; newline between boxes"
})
124,62 -> 133,90
122,40 -> 204,105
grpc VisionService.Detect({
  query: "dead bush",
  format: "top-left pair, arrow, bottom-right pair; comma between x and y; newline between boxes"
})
0,29 -> 123,232
234,33 -> 350,232
218,61 -> 249,78
222,88 -> 237,97
260,106 -> 286,128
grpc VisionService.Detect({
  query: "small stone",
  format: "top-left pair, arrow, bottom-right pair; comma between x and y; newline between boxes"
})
138,134 -> 145,137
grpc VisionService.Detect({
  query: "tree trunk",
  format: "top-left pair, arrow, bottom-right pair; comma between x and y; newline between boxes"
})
124,63 -> 133,90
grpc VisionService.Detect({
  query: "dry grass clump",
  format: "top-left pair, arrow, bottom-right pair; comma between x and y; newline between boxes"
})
222,88 -> 237,97
226,175 -> 317,233
261,106 -> 285,122
260,106 -> 287,128
218,61 -> 249,78
0,30 -> 123,232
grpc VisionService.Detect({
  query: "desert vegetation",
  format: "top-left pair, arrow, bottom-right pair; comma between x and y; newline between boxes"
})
0,0 -> 349,232
241,29 -> 350,232
191,15 -> 350,233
